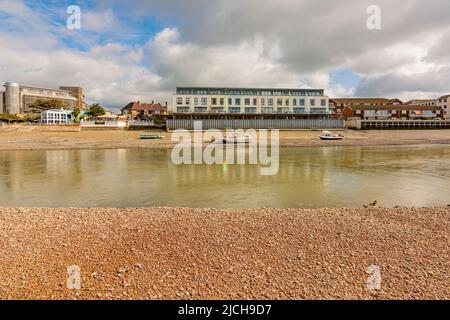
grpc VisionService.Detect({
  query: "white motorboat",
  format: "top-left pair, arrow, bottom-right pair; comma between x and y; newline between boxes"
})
212,133 -> 251,144
319,131 -> 344,140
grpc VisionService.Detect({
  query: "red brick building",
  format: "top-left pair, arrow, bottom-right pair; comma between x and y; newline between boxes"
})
121,101 -> 167,117
341,104 -> 443,120
331,98 -> 403,119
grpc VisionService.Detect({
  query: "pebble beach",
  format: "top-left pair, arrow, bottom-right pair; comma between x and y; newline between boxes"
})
0,207 -> 448,300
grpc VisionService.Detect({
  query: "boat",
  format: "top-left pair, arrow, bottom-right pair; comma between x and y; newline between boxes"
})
212,133 -> 251,144
140,133 -> 163,140
319,131 -> 344,141
222,137 -> 251,144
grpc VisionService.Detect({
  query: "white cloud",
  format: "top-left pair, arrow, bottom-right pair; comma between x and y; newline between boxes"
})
0,0 -> 450,109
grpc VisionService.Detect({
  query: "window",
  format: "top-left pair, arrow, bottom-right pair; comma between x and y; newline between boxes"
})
261,107 -> 273,113
245,98 -> 251,106
201,98 -> 207,105
261,98 -> 265,106
220,98 -> 224,106
268,98 -> 274,106
299,99 -> 305,106
311,108 -> 327,114
228,98 -> 232,105
277,99 -> 283,106
211,107 -> 224,113
244,107 -> 257,114
212,98 -> 217,105
194,98 -> 199,105
321,99 -> 326,107
177,107 -> 190,113
285,99 -> 290,106
310,99 -> 316,106
235,98 -> 241,105
229,107 -> 241,113
186,98 -> 190,105
194,107 -> 207,113
293,108 -> 306,114
177,97 -> 183,105
253,98 -> 257,106
293,99 -> 297,106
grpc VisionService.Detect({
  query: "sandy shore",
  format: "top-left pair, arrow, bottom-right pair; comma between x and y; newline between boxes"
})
1,127 -> 450,150
0,207 -> 448,300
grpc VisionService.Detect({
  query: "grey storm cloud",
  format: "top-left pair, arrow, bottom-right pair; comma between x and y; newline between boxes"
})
355,66 -> 450,98
103,0 -> 450,73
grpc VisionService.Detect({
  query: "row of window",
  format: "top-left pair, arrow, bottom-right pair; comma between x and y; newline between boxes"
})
177,107 -> 330,114
41,114 -> 72,119
41,119 -> 71,124
176,88 -> 325,96
177,97 -> 327,107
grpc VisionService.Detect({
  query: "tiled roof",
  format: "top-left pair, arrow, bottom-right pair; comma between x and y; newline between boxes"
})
122,102 -> 165,112
405,99 -> 435,104
344,104 -> 440,111
331,98 -> 392,104
437,95 -> 450,101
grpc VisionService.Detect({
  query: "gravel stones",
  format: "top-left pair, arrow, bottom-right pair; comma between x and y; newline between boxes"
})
0,207 -> 448,300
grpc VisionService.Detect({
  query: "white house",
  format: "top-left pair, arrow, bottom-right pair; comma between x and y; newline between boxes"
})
40,109 -> 74,125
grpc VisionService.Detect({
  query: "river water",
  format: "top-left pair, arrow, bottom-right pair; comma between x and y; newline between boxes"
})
1,145 -> 449,208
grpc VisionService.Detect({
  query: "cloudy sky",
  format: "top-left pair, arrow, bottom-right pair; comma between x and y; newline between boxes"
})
0,0 -> 449,110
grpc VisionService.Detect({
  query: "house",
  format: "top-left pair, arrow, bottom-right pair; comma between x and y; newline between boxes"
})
436,95 -> 450,119
40,109 -> 74,125
121,101 -> 167,117
341,104 -> 443,121
331,98 -> 403,119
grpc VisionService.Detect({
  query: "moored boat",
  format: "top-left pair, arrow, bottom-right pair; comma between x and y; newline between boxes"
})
319,131 -> 344,141
140,134 -> 163,140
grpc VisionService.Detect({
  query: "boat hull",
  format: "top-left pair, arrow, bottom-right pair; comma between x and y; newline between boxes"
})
319,136 -> 344,141
140,135 -> 162,140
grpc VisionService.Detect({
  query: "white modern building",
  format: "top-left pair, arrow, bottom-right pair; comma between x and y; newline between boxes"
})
40,109 -> 74,125
0,82 -> 83,114
172,87 -> 332,116
436,95 -> 449,119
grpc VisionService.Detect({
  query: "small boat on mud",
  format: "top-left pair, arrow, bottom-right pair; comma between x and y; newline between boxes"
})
212,133 -> 251,144
319,131 -> 344,141
140,133 -> 163,140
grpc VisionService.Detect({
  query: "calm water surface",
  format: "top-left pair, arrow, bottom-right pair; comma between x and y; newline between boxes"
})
1,145 -> 450,208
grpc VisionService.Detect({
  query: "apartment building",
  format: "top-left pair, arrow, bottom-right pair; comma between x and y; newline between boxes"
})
172,87 -> 332,116
0,82 -> 84,114
436,95 -> 450,119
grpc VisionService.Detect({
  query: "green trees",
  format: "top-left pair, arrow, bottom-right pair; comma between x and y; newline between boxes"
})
71,108 -> 82,123
88,103 -> 106,117
27,99 -> 68,113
